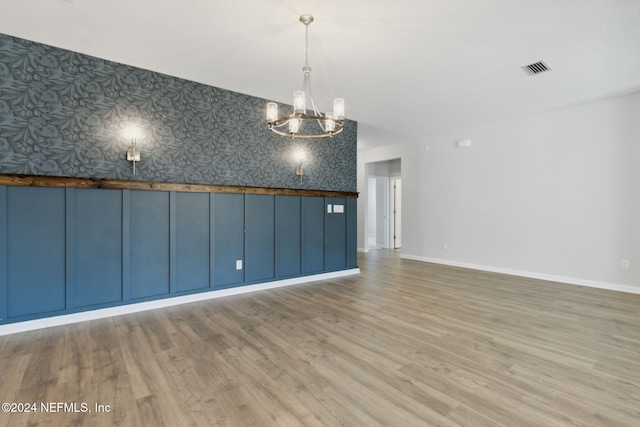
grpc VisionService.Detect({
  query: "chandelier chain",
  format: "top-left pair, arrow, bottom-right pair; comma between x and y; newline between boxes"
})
305,24 -> 309,67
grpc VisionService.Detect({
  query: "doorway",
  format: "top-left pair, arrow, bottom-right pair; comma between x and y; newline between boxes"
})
367,176 -> 389,249
365,158 -> 401,251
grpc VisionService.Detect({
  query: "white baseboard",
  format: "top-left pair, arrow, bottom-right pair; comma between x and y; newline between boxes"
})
0,269 -> 360,337
400,254 -> 640,295
357,247 -> 368,253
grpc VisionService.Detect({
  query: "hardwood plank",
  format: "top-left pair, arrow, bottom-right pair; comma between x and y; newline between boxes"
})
0,354 -> 31,427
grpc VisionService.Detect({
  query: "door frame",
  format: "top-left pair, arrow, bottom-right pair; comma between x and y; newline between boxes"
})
390,176 -> 401,249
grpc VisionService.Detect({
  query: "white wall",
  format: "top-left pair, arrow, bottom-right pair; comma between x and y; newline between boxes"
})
358,91 -> 640,291
367,177 -> 377,239
368,158 -> 401,177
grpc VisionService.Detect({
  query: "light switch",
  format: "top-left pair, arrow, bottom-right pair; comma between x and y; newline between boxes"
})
327,204 -> 332,213
333,204 -> 344,213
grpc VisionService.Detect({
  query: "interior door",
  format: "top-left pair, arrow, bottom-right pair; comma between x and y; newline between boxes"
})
392,177 -> 402,248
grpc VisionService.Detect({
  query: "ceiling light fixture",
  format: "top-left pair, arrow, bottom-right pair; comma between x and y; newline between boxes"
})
266,14 -> 345,139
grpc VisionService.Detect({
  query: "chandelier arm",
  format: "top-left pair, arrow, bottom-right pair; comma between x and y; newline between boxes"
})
268,115 -> 343,126
307,83 -> 322,117
269,126 -> 345,139
316,117 -> 328,132
268,114 -> 344,138
300,68 -> 319,117
270,120 -> 291,129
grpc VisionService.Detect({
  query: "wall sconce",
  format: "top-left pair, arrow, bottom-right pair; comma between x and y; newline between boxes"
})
291,148 -> 307,185
126,138 -> 140,175
296,158 -> 304,184
123,126 -> 141,175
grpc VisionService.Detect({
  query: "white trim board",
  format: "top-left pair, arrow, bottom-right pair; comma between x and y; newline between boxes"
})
400,254 -> 640,295
0,269 -> 360,337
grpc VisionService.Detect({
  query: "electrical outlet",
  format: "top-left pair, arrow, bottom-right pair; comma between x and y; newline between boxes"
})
621,259 -> 629,269
443,243 -> 448,251
236,260 -> 243,270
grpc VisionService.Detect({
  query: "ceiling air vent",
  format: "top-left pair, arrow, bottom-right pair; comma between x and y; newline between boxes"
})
523,61 -> 550,75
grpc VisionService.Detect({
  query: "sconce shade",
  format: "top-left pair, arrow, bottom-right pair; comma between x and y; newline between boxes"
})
333,98 -> 345,119
325,112 -> 336,132
293,91 -> 306,114
288,117 -> 301,133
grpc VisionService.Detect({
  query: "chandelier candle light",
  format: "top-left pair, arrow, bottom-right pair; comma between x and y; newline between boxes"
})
266,14 -> 345,139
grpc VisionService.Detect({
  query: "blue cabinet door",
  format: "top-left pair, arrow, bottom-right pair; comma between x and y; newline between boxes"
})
129,190 -> 170,299
302,196 -> 325,273
275,196 -> 301,278
245,194 -> 275,283
174,192 -> 210,292
6,187 -> 66,317
73,188 -> 123,308
213,193 -> 244,287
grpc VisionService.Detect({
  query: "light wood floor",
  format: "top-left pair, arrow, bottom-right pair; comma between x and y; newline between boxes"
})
1,250 -> 640,426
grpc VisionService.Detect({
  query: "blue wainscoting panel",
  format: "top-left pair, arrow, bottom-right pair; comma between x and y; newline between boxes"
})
0,184 -> 358,325
213,193 -> 244,287
174,192 -> 210,292
6,187 -> 66,318
0,187 -> 6,322
73,188 -> 123,308
346,197 -> 358,268
275,195 -> 301,278
325,197 -> 347,271
245,194 -> 275,283
129,190 -> 171,299
302,196 -> 325,274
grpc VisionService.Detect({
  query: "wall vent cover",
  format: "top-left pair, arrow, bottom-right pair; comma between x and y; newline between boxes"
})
523,61 -> 550,75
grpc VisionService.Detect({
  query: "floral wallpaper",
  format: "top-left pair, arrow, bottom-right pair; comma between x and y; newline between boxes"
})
0,33 -> 357,192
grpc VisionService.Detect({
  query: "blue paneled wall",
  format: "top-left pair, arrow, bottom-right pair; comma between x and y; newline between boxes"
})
0,186 -> 358,325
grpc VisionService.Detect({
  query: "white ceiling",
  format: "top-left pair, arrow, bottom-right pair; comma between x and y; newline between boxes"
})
2,0 -> 639,150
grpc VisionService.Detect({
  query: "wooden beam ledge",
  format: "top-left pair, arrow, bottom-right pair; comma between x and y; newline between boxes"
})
0,173 -> 359,198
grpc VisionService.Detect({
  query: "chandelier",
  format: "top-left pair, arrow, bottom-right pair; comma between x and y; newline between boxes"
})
266,14 -> 345,139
